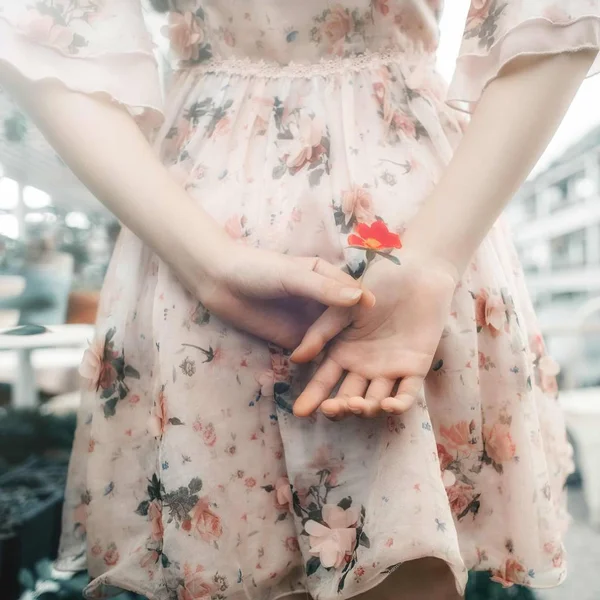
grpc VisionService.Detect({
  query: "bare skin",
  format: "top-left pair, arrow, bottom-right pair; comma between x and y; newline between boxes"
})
292,50 -> 598,421
0,65 -> 375,352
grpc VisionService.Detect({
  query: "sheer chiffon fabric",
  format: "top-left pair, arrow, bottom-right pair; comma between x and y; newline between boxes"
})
1,1 -> 599,599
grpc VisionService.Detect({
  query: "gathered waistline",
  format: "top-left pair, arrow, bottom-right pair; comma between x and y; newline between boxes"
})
179,48 -> 435,79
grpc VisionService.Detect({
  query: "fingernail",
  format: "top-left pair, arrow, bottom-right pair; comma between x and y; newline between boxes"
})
340,288 -> 362,300
349,406 -> 362,415
321,407 -> 336,417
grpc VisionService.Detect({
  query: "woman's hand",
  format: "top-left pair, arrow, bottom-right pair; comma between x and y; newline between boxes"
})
195,243 -> 376,350
290,253 -> 457,418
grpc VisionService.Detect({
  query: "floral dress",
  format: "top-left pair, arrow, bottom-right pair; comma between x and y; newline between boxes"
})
2,1 -> 600,599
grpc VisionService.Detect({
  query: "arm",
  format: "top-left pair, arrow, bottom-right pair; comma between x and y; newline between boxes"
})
0,66 -> 373,348
402,49 -> 598,280
292,49 -> 598,418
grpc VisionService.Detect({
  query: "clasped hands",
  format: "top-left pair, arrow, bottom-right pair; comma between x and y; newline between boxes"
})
197,241 -> 457,420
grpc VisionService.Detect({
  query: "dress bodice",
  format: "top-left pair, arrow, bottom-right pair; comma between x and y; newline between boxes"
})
164,1 -> 443,66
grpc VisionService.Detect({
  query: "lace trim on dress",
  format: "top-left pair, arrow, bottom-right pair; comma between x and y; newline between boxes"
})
183,48 -> 434,78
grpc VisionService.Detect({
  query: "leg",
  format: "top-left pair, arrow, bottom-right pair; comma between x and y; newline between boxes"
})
354,558 -> 462,600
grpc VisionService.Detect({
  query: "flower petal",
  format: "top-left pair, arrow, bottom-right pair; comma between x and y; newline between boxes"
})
318,540 -> 341,569
304,520 -> 330,537
347,234 -> 366,248
322,504 -> 346,529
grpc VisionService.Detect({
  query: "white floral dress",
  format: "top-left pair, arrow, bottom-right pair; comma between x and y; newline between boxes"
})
2,1 -> 600,599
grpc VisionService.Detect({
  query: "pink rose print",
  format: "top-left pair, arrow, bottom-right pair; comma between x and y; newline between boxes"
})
251,97 -> 275,136
212,116 -> 231,138
466,0 -> 494,29
474,289 -> 506,336
103,543 -> 120,566
305,504 -> 359,568
79,338 -> 115,391
478,351 -> 486,368
483,422 -> 516,464
490,557 -> 526,587
440,420 -> 475,455
321,6 -> 352,52
163,12 -> 205,61
148,390 -> 168,437
373,0 -> 390,16
436,443 -> 453,471
140,550 -> 160,568
309,445 -> 344,486
148,500 -> 164,542
190,497 -> 223,543
275,476 -> 293,510
222,28 -> 236,47
446,482 -> 475,516
91,543 -> 102,557
284,536 -> 300,552
245,477 -> 257,488
286,114 -> 325,170
372,82 -> 394,125
20,10 -> 74,50
392,112 -> 416,137
202,423 -> 217,447
341,186 -> 375,226
177,571 -> 214,600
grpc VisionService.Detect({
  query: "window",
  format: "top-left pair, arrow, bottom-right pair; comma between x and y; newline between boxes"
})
550,229 -> 587,269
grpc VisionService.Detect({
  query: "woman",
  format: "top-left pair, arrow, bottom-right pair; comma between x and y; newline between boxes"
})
0,1 -> 598,599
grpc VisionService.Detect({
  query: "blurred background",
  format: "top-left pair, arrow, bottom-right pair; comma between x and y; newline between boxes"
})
0,1 -> 599,599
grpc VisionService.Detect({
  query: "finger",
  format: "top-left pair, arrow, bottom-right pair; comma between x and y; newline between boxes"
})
320,372 -> 368,420
279,258 -> 367,308
338,372 -> 369,401
319,397 -> 350,421
348,377 -> 395,417
380,376 -> 424,414
290,307 -> 350,364
300,257 -> 376,308
293,358 -> 344,417
325,373 -> 368,418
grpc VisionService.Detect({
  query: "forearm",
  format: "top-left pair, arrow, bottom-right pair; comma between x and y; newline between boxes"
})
0,65 -> 229,294
403,49 -> 598,280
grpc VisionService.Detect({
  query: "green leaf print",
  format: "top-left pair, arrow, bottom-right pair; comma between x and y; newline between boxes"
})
188,477 -> 203,494
103,397 -> 118,418
305,556 -> 321,576
337,497 -> 352,510
124,365 -> 141,379
135,500 -> 150,516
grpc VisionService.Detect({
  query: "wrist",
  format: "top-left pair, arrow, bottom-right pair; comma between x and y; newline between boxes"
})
392,244 -> 461,287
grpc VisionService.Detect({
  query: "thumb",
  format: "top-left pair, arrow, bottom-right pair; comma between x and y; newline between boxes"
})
278,258 -> 372,308
290,307 -> 351,364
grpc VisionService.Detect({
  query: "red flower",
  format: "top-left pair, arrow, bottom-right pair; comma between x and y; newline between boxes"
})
348,221 -> 402,252
103,543 -> 120,566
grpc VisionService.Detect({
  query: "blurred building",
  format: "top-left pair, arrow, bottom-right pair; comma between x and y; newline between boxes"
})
507,125 -> 600,386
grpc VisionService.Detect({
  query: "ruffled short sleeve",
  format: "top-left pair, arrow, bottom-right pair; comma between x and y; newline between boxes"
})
0,0 -> 163,132
447,0 -> 600,112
